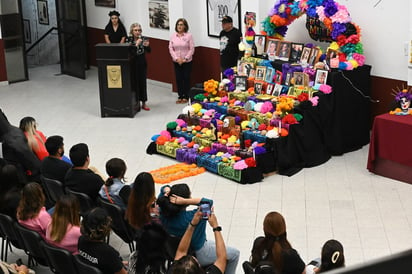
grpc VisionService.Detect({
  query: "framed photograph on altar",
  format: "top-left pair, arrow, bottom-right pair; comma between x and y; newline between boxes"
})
255,66 -> 266,81
207,0 -> 241,38
274,70 -> 282,84
300,47 -> 311,65
290,43 -> 303,63
235,76 -> 248,91
254,35 -> 266,57
308,48 -> 320,66
326,48 -> 338,66
266,38 -> 279,61
95,0 -> 115,8
254,81 -> 264,94
249,68 -> 256,78
284,72 -> 292,86
266,83 -> 274,95
37,0 -> 49,25
315,69 -> 328,85
265,67 -> 275,83
293,72 -> 305,86
277,41 -> 291,61
272,84 -> 283,97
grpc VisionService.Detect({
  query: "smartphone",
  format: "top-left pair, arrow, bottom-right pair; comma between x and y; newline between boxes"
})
199,202 -> 211,220
16,258 -> 23,266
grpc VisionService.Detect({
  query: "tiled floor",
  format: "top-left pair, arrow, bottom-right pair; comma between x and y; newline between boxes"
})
1,65 -> 412,273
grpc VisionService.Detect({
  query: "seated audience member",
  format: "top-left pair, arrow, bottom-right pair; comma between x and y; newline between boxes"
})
19,116 -> 48,161
0,109 -> 41,183
99,158 -> 130,210
17,182 -> 51,239
46,194 -> 81,254
125,172 -> 158,229
306,239 -> 345,273
128,222 -> 170,274
249,211 -> 305,274
64,143 -> 104,201
171,210 -> 227,274
41,135 -> 72,183
0,259 -> 30,273
0,164 -> 23,220
78,207 -> 127,274
157,183 -> 239,274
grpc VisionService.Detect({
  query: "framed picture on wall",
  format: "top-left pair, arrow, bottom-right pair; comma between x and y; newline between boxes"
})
37,0 -> 49,25
23,19 -> 31,44
95,0 -> 115,8
207,0 -> 241,38
149,1 -> 170,29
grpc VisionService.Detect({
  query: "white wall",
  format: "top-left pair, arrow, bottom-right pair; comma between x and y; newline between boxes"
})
85,0 -> 409,81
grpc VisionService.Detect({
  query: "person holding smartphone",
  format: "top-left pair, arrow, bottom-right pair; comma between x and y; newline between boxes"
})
157,183 -> 240,274
171,210 -> 227,274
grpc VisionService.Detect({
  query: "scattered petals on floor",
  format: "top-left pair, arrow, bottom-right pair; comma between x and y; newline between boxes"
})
150,163 -> 206,184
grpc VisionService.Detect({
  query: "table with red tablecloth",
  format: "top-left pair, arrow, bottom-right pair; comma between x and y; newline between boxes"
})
367,113 -> 412,184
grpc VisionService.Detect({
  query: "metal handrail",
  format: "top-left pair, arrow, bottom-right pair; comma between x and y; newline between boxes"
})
25,27 -> 57,53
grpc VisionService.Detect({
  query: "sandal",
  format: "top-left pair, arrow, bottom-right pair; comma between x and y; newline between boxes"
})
181,98 -> 188,103
176,99 -> 182,104
142,105 -> 150,111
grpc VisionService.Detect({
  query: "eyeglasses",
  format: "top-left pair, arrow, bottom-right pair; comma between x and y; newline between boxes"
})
177,23 -> 184,26
134,29 -> 142,32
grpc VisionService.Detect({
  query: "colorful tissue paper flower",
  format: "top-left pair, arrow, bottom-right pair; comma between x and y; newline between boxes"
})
234,160 -> 248,170
254,146 -> 266,155
167,121 -> 178,130
194,94 -> 206,101
330,4 -> 351,23
260,101 -> 274,114
245,157 -> 257,167
156,135 -> 168,145
323,0 -> 338,17
331,23 -> 346,40
319,84 -> 332,94
160,130 -> 171,139
338,62 -> 348,70
352,53 -> 365,66
151,134 -> 160,142
310,96 -> 319,106
293,113 -> 303,122
282,114 -> 298,124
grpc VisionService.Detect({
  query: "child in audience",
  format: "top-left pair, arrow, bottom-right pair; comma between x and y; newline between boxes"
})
46,194 -> 81,254
249,211 -> 305,274
17,182 -> 51,239
99,158 -> 130,210
306,239 -> 345,273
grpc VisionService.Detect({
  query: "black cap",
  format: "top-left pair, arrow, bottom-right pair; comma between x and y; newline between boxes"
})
221,16 -> 233,24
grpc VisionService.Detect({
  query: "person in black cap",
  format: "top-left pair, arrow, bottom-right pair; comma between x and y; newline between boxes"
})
104,10 -> 127,43
219,15 -> 242,74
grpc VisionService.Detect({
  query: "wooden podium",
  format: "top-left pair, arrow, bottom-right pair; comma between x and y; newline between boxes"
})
96,43 -> 139,117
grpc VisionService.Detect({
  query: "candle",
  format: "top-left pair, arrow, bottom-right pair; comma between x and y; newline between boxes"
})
278,120 -> 282,134
253,148 -> 256,160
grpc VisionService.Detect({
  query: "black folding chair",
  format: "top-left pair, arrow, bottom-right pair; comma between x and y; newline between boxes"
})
14,222 -> 48,267
40,175 -> 65,204
65,188 -> 95,217
0,213 -> 25,262
41,241 -> 78,274
98,197 -> 137,252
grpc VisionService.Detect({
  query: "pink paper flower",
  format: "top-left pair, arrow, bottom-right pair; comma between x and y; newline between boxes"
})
319,84 -> 332,94
310,96 -> 319,106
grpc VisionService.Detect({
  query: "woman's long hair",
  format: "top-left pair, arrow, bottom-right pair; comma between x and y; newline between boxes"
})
105,158 -> 126,187
16,182 -> 45,220
19,116 -> 43,152
126,172 -> 155,229
49,194 -> 80,243
251,212 -> 292,273
319,239 -> 345,272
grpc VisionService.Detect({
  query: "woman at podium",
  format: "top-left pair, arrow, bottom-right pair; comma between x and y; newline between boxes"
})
104,10 -> 127,44
129,23 -> 151,111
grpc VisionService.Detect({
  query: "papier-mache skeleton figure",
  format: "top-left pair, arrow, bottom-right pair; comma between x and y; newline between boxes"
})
390,87 -> 412,115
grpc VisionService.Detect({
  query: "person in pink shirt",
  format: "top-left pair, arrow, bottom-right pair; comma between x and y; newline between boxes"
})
168,18 -> 195,104
17,182 -> 51,239
46,194 -> 81,254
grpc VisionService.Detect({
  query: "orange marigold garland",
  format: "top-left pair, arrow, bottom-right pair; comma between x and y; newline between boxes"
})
150,163 -> 206,184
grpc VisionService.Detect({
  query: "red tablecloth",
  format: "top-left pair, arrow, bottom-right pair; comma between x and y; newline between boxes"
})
367,113 -> 412,183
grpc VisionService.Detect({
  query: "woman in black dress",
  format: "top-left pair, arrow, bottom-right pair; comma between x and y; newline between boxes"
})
104,10 -> 127,44
128,23 -> 151,111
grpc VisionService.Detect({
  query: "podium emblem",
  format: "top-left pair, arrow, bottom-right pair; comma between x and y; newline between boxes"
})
107,65 -> 122,88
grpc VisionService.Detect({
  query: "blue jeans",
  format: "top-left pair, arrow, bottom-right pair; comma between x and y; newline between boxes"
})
195,240 -> 240,274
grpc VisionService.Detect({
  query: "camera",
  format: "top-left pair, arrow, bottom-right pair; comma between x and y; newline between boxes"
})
199,202 -> 211,220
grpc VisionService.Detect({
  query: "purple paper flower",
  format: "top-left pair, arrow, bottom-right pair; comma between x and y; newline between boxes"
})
275,25 -> 288,37
323,0 -> 338,17
306,6 -> 318,18
331,22 -> 346,40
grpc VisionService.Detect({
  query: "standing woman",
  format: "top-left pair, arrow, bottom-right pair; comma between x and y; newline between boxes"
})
104,10 -> 127,44
169,18 -> 195,104
129,23 -> 151,111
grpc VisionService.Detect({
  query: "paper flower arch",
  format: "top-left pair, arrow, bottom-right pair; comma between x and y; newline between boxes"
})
262,0 -> 365,70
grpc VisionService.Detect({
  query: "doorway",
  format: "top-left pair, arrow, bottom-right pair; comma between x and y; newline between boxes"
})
0,0 -> 28,83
